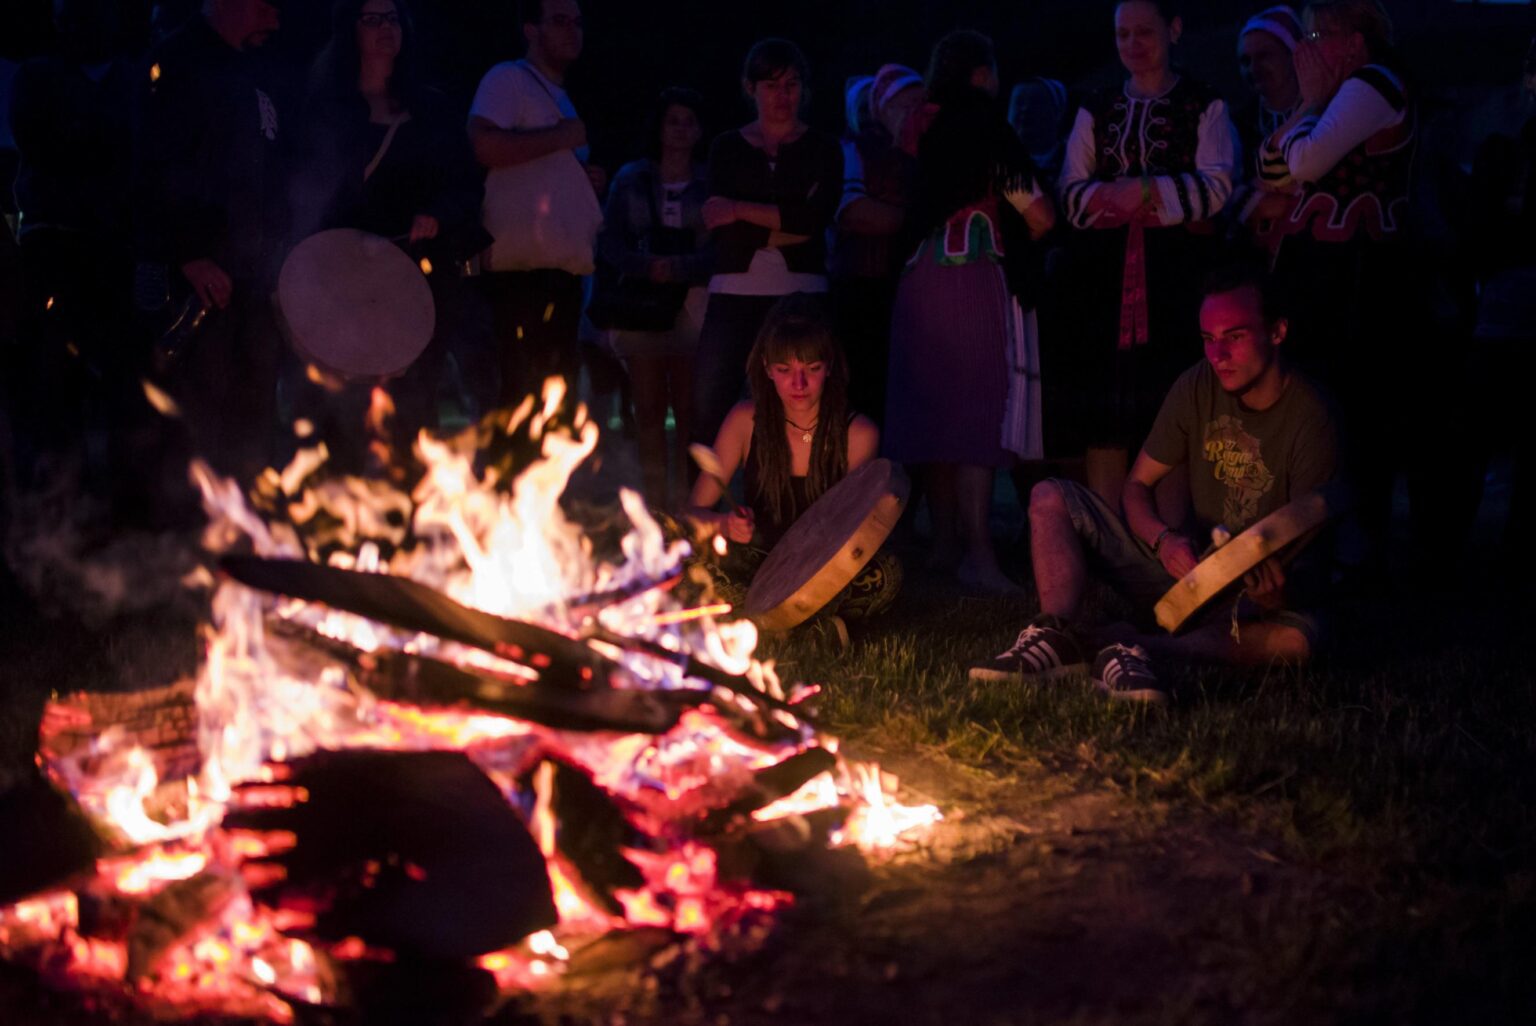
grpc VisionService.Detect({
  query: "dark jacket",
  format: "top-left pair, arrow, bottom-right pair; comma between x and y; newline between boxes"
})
293,86 -> 488,266
706,127 -> 841,277
133,16 -> 291,286
597,158 -> 712,284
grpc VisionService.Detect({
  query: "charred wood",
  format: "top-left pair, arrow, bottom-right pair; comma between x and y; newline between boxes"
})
224,750 -> 556,959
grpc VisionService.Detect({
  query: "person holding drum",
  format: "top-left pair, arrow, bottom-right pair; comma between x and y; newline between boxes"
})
291,0 -> 490,471
968,263 -> 1338,705
687,296 -> 901,634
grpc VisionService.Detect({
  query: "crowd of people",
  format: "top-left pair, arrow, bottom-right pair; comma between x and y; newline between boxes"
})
1,0 -> 1532,698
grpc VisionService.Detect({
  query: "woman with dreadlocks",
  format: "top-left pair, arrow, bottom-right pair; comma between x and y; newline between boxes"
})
687,295 -> 901,631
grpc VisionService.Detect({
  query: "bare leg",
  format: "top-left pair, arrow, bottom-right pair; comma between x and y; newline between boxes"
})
666,353 -> 695,510
956,463 -> 1017,590
925,463 -> 961,570
1029,479 -> 1090,618
1085,446 -> 1127,512
626,353 -> 669,507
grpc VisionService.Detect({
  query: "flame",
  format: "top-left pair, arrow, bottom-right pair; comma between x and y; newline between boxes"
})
418,257 -> 433,275
142,379 -> 183,418
0,377 -> 941,1020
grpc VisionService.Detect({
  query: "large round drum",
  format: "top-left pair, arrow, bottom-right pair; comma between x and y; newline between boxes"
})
743,459 -> 909,631
277,229 -> 435,380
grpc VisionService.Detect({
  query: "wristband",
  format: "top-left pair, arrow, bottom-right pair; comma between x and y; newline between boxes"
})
1152,527 -> 1174,553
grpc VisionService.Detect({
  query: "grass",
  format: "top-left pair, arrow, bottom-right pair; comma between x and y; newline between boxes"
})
761,562 -> 1536,1021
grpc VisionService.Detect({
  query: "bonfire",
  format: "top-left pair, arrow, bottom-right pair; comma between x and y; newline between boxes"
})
0,381 -> 939,1022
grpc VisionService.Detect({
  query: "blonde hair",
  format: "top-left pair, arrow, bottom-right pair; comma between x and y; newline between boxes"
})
1306,0 -> 1394,59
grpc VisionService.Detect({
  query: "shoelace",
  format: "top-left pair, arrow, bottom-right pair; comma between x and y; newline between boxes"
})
1104,643 -> 1154,678
1002,625 -> 1049,658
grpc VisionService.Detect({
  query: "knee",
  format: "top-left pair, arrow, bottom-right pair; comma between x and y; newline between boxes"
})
1266,625 -> 1313,665
1029,479 -> 1069,521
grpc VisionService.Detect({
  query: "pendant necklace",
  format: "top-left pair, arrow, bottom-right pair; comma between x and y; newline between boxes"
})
786,417 -> 818,444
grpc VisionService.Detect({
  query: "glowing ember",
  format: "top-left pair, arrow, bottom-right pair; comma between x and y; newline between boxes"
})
0,378 -> 940,1020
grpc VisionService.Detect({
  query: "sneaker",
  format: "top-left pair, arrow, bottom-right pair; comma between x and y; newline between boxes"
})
968,615 -> 1089,683
1090,644 -> 1168,705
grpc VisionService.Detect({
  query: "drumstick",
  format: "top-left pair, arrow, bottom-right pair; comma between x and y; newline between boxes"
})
688,444 -> 750,519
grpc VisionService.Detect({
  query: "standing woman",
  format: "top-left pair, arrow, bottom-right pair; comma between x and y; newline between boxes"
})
692,38 -> 843,446
595,88 -> 713,507
884,30 -> 1056,593
1058,0 -> 1237,510
295,0 -> 489,469
1258,0 -> 1414,562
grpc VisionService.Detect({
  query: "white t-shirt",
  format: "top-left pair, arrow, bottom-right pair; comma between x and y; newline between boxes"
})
660,179 -> 689,229
470,59 -> 602,274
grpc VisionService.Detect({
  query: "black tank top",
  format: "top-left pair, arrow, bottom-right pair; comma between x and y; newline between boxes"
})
742,443 -> 812,549
741,414 -> 855,547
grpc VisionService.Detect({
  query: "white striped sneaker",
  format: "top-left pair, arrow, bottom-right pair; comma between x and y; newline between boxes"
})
1090,643 -> 1167,705
968,616 -> 1089,683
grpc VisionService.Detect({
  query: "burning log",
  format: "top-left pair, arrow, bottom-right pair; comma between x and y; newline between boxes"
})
224,749 -> 557,960
126,869 -> 239,981
701,748 -> 839,835
271,622 -> 696,736
519,760 -> 644,917
220,556 -> 616,692
228,554 -> 812,728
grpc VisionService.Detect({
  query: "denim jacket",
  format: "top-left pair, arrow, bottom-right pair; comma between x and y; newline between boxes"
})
596,158 -> 713,284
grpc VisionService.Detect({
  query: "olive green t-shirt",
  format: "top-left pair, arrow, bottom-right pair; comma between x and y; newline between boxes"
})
1142,361 -> 1338,540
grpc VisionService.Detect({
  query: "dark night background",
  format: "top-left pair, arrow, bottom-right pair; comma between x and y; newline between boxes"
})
3,1 -> 1536,173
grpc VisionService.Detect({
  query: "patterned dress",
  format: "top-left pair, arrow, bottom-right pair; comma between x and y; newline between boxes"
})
884,93 -> 1047,467
1057,77 -> 1237,449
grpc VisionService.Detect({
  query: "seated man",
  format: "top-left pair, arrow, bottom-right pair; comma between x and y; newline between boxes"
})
970,262 -> 1339,704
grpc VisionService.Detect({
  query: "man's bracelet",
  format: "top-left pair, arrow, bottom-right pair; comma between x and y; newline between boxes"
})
1151,527 -> 1174,553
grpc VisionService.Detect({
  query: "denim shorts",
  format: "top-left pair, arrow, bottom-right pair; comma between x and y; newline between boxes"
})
1050,479 -> 1324,649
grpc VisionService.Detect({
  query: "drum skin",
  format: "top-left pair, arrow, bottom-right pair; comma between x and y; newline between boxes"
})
743,459 -> 909,630
1153,491 -> 1332,634
278,229 -> 435,380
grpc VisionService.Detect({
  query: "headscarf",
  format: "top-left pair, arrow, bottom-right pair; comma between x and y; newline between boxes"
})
1239,5 -> 1304,52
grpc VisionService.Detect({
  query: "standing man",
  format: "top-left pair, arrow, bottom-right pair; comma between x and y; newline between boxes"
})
135,0 -> 289,484
468,0 -> 602,408
967,263 -> 1340,704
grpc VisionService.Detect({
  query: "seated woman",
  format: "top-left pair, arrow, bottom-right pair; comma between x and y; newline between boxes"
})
687,296 -> 901,631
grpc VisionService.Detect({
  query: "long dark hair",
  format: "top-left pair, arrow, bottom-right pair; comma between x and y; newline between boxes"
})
925,29 -> 994,106
746,297 -> 851,525
309,0 -> 423,109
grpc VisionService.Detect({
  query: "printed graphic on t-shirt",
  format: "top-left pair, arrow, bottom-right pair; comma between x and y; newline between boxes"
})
1202,414 -> 1275,528
256,88 -> 278,142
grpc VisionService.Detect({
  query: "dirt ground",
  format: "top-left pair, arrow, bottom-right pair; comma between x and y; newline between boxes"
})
513,742 -> 1343,1026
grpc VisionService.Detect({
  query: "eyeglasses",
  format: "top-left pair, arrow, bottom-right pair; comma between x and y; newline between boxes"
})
1304,28 -> 1340,42
545,14 -> 584,30
357,12 -> 401,28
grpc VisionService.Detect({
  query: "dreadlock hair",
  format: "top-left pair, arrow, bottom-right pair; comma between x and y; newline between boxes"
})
745,296 -> 851,527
